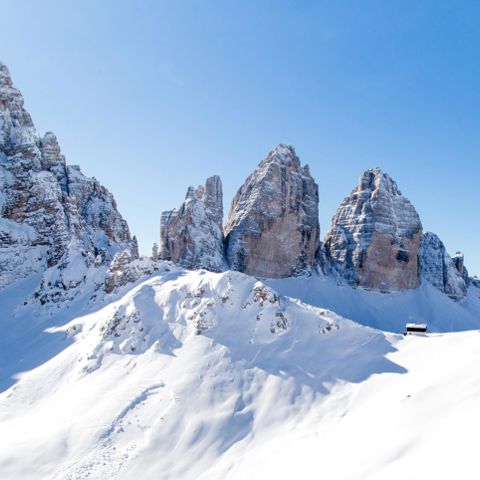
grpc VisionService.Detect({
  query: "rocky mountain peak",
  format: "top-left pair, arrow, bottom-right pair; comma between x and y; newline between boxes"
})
160,174 -> 224,272
224,144 -> 320,278
324,168 -> 422,291
0,62 -> 22,102
0,62 -> 37,160
0,62 -> 135,293
360,168 -> 401,194
260,144 -> 300,168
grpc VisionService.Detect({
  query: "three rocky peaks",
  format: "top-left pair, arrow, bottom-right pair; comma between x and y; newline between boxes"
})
160,150 -> 471,300
0,62 -> 473,301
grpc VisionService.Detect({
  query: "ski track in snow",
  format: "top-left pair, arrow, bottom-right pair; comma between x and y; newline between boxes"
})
53,383 -> 173,479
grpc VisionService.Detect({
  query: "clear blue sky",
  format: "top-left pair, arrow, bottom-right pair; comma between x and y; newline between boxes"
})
1,0 -> 479,274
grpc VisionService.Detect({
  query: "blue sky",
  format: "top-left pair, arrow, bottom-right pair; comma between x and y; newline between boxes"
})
1,0 -> 479,274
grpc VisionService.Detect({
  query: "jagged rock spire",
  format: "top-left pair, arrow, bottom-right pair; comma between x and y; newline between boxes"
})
324,168 -> 422,291
0,62 -> 37,154
224,144 -> 320,278
160,175 -> 224,272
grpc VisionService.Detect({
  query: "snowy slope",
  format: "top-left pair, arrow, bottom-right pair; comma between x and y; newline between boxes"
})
0,268 -> 393,479
1,268 -> 480,479
215,330 -> 480,480
267,274 -> 480,333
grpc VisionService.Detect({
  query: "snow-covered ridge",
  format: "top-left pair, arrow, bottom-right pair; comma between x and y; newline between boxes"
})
2,266 -> 480,479
57,270 -> 343,366
0,267 -> 395,479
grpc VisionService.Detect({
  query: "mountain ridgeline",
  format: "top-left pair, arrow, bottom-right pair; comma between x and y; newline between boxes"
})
161,149 -> 472,300
0,62 -> 474,303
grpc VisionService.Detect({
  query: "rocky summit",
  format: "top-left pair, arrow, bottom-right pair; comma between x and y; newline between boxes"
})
324,168 -> 422,291
0,62 -> 134,291
160,175 -> 224,272
224,144 -> 320,278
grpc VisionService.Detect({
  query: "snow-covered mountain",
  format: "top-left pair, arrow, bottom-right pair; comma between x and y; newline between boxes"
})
159,145 -> 476,301
1,266 -> 480,479
0,62 -> 137,304
1,62 -> 480,480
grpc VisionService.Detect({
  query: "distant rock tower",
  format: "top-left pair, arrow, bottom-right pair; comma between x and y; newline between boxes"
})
224,145 -> 320,278
160,175 -> 224,272
324,168 -> 422,291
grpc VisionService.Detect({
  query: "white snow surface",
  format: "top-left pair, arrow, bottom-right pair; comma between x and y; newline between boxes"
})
267,274 -> 480,333
1,267 -> 480,479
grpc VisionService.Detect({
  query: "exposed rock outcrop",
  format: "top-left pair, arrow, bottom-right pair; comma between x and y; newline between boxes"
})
160,175 -> 224,272
224,144 -> 320,278
0,62 -> 134,290
418,232 -> 467,300
324,168 -> 422,291
104,250 -> 160,294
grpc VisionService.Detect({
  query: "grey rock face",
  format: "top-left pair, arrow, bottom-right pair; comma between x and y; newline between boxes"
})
0,62 -> 134,288
418,232 -> 467,300
224,144 -> 320,278
160,175 -> 224,272
324,168 -> 422,291
39,132 -> 68,190
104,250 -> 157,294
66,164 -> 131,246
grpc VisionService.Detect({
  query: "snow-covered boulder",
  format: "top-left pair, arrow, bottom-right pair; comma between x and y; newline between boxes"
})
224,144 -> 320,278
418,232 -> 467,300
324,168 -> 422,291
160,175 -> 224,272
